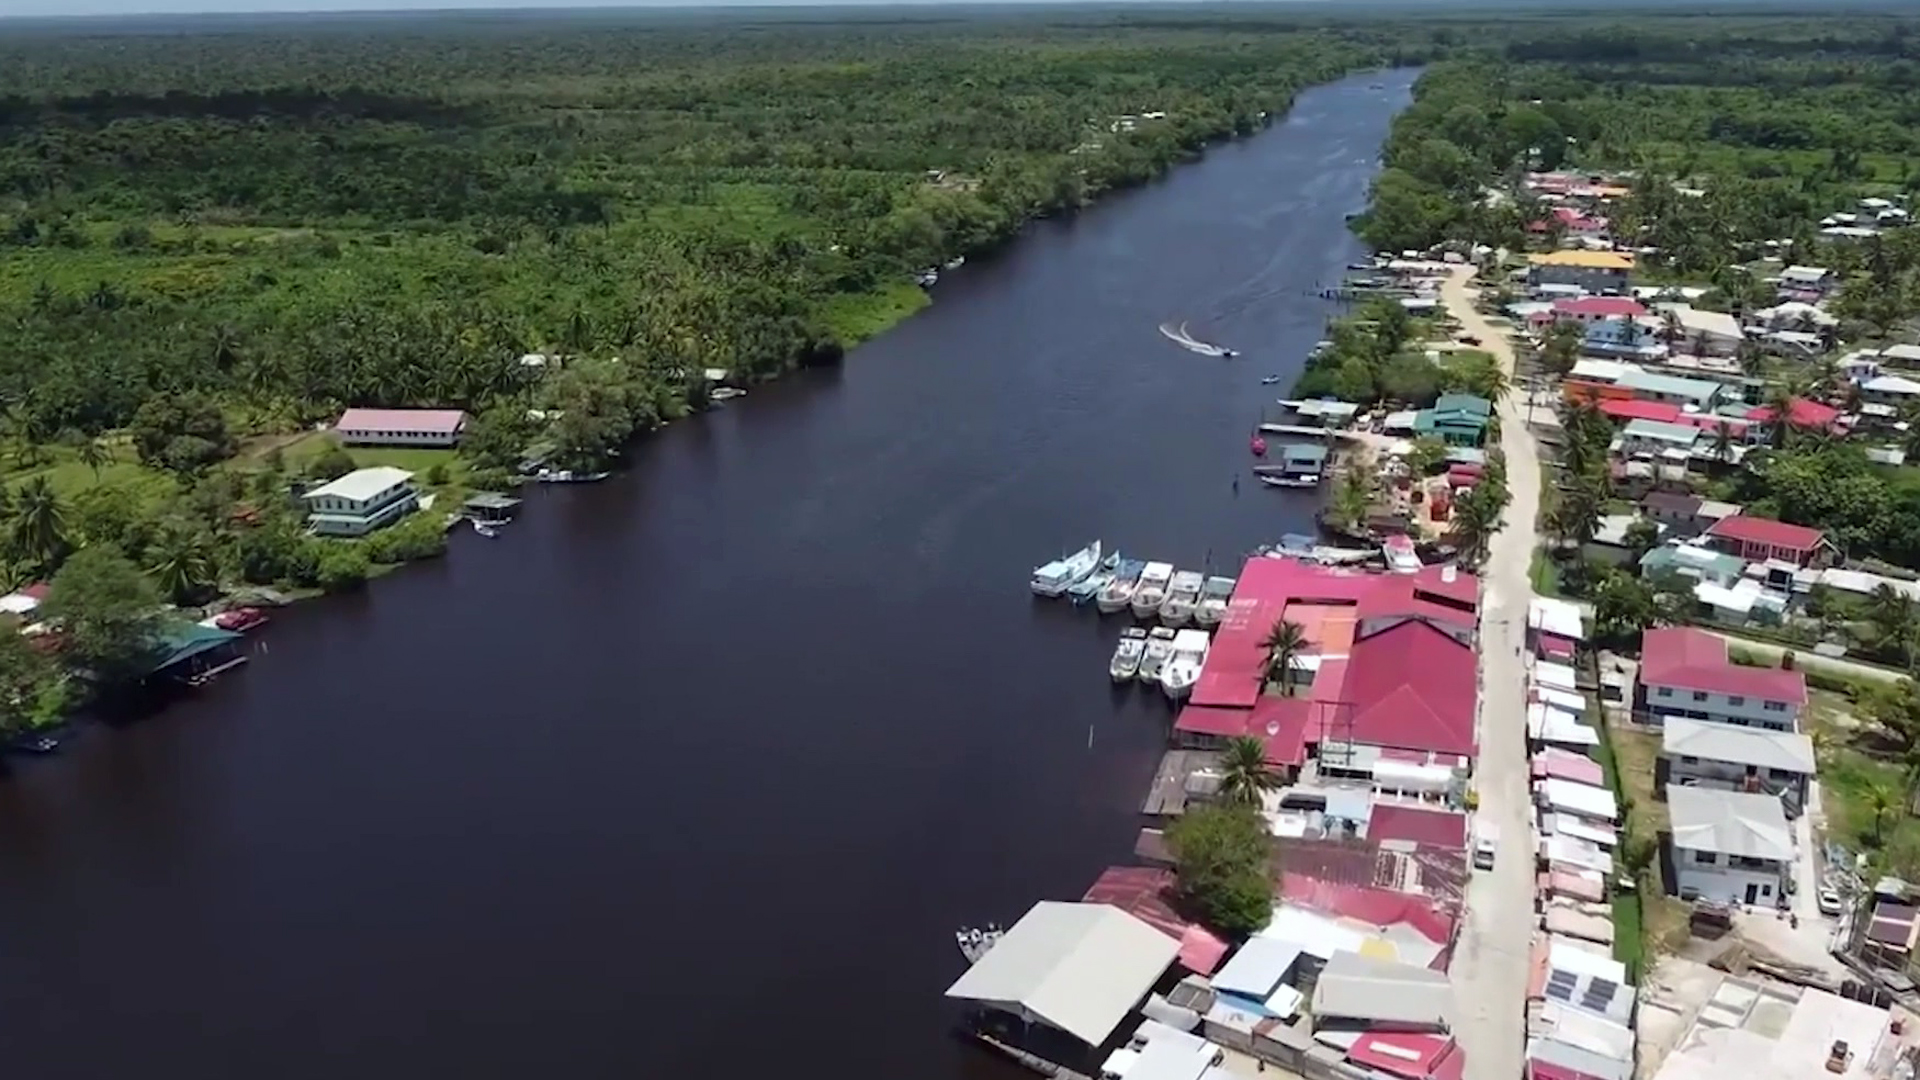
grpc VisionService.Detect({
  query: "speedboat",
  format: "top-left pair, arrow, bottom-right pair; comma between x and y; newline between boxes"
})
1031,540 -> 1103,597
1383,535 -> 1421,574
1260,374 -> 1283,385
1098,559 -> 1146,614
1222,348 -> 1238,358
1137,627 -> 1177,684
1160,629 -> 1211,700
1195,576 -> 1236,628
472,519 -> 499,539
1131,562 -> 1175,618
1158,571 -> 1205,627
1068,552 -> 1122,604
1110,627 -> 1148,681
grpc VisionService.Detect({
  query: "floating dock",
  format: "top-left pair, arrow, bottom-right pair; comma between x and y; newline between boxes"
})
1140,749 -> 1222,816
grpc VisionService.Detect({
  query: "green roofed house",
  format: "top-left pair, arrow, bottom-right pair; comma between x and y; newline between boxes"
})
1412,393 -> 1493,446
1616,369 -> 1723,410
145,622 -> 246,685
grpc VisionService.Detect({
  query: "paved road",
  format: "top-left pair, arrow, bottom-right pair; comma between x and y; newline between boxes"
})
1441,266 -> 1538,1080
1700,629 -> 1907,685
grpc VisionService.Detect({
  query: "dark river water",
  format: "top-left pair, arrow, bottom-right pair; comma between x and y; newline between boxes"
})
0,69 -> 1412,1080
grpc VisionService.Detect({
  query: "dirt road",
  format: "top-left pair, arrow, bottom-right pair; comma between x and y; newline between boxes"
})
1440,265 -> 1540,1080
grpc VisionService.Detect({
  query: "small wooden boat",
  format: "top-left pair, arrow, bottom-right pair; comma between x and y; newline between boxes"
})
1195,576 -> 1236,628
1137,627 -> 1177,684
1098,559 -> 1146,614
1260,374 -> 1283,385
1158,571 -> 1205,627
1031,540 -> 1103,598
472,519 -> 500,539
1132,563 -> 1175,618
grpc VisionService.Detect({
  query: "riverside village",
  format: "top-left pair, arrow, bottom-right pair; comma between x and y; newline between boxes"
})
946,160 -> 1920,1080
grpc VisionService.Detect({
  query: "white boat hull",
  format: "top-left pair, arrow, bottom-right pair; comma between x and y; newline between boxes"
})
1160,604 -> 1193,628
1132,593 -> 1166,619
1111,662 -> 1141,682
1098,588 -> 1136,614
1162,677 -> 1195,701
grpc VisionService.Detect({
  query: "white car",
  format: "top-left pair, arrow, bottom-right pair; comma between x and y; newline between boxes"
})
1818,887 -> 1845,917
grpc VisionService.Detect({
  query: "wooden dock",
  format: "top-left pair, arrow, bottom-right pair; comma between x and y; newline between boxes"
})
1141,749 -> 1221,816
968,1031 -> 1094,1080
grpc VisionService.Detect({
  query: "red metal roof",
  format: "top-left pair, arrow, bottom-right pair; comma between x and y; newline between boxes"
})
1746,397 -> 1842,430
1341,619 -> 1478,756
1081,867 -> 1229,974
1171,699 -> 1315,767
1538,633 -> 1576,659
1278,872 -> 1457,950
1639,627 -> 1808,704
1193,560 -> 1476,709
1705,514 -> 1825,553
1529,1058 -> 1612,1080
1531,750 -> 1605,786
335,407 -> 467,434
1596,398 -> 1681,424
1367,803 -> 1468,849
1350,1034 -> 1459,1080
1553,296 -> 1642,318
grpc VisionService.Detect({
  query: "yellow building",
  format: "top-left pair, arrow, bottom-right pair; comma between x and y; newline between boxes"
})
1527,249 -> 1635,293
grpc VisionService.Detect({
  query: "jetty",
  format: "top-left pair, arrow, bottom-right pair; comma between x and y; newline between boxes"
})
1140,749 -> 1221,815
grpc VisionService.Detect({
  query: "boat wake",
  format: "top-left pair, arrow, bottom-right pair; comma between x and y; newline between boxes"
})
1157,321 -> 1235,358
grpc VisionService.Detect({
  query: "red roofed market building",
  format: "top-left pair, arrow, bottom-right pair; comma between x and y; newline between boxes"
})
1178,559 -> 1482,794
1636,626 -> 1807,731
1745,396 -> 1844,434
1702,513 -> 1836,567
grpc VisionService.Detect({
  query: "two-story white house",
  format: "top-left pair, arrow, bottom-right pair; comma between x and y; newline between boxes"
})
302,467 -> 419,537
1635,627 -> 1807,731
1528,250 -> 1634,293
1668,785 -> 1793,907
1660,716 -> 1815,816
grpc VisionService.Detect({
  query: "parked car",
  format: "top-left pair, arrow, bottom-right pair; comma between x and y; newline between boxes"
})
1457,334 -> 1483,346
1819,887 -> 1845,916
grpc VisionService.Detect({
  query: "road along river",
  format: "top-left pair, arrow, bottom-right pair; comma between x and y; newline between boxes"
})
0,68 -> 1415,1080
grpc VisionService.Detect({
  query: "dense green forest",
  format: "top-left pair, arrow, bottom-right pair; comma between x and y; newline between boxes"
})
0,10 -> 1437,450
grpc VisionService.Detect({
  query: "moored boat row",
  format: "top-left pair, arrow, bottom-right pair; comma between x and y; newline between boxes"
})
1108,624 -> 1211,700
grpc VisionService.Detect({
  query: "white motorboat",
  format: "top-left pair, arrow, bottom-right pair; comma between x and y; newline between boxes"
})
1195,576 -> 1236,628
1068,552 -> 1122,605
1098,559 -> 1146,614
1110,627 -> 1148,682
1137,627 -> 1177,684
1031,540 -> 1103,597
1159,628 -> 1211,701
1383,535 -> 1421,574
471,519 -> 499,539
1158,570 -> 1205,627
1131,562 -> 1175,618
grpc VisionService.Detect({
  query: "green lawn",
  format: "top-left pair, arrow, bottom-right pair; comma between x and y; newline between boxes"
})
1612,890 -> 1644,980
815,279 -> 931,345
3,446 -> 176,504
1530,550 -> 1561,597
271,431 -> 464,482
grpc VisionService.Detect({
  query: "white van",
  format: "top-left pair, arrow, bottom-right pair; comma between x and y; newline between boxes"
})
1473,824 -> 1498,870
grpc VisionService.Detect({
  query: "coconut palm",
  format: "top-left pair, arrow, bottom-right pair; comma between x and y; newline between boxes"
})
1868,583 -> 1918,669
147,526 -> 218,606
75,437 -> 113,481
1452,485 -> 1503,567
1217,736 -> 1279,807
1866,779 -> 1904,847
1260,618 -> 1308,697
8,477 -> 67,574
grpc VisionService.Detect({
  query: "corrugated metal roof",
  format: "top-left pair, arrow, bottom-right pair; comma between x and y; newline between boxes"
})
1311,950 -> 1452,1027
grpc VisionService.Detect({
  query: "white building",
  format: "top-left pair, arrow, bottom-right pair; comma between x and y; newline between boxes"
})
1662,305 -> 1745,357
944,901 -> 1180,1047
302,467 -> 419,537
1636,628 -> 1806,731
1661,716 -> 1814,810
1668,786 -> 1793,906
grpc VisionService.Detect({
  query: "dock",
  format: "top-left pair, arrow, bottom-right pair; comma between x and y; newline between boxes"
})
1140,749 -> 1221,815
966,1031 -> 1095,1080
1256,422 -> 1337,439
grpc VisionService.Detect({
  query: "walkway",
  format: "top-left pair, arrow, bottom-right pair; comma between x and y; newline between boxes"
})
1440,266 -> 1538,1080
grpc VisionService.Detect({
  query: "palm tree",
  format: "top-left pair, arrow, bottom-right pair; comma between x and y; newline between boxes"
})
1869,583 -> 1918,669
1452,486 -> 1502,567
1710,421 -> 1734,465
75,437 -> 113,481
1260,618 -> 1308,697
1217,736 -> 1279,807
8,478 -> 67,574
148,527 -> 218,606
1866,778 -> 1903,847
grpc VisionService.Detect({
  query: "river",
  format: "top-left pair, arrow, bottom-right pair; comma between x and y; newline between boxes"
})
0,69 -> 1413,1080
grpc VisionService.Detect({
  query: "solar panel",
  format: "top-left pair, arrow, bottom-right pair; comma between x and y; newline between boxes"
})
1546,982 -> 1575,1003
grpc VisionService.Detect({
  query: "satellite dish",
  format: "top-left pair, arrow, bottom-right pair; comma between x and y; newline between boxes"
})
1267,720 -> 1281,737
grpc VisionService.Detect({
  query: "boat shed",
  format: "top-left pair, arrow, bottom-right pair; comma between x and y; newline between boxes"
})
944,901 -> 1181,1046
463,492 -> 522,522
145,623 -> 246,685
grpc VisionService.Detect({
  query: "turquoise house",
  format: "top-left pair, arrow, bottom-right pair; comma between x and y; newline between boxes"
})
1413,393 -> 1493,446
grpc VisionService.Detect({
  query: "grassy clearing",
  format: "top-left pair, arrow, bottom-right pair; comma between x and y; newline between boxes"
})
1806,688 -> 1920,873
815,279 -> 931,345
1529,549 -> 1561,597
1612,890 -> 1644,979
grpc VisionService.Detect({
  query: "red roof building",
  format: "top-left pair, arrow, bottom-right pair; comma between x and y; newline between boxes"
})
1703,514 -> 1833,566
1595,398 -> 1679,424
1367,803 -> 1469,849
1081,866 -> 1230,974
1277,872 -> 1458,959
1746,397 -> 1843,432
1172,697 -> 1316,769
1338,618 -> 1479,757
333,407 -> 468,447
1639,626 -> 1807,711
1351,1034 -> 1467,1080
1553,296 -> 1644,321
